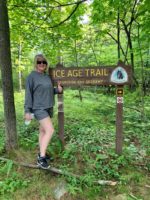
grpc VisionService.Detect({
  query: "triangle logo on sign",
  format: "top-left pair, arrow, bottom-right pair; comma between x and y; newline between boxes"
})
110,66 -> 128,84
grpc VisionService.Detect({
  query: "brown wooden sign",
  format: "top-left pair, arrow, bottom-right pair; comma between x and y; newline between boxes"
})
49,62 -> 132,86
49,61 -> 132,155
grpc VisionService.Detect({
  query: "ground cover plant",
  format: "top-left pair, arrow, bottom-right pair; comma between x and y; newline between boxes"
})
0,88 -> 150,200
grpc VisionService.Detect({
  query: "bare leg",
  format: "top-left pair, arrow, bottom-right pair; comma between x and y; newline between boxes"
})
39,125 -> 45,148
39,117 -> 54,157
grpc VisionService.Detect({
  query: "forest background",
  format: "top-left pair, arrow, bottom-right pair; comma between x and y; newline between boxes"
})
0,0 -> 150,199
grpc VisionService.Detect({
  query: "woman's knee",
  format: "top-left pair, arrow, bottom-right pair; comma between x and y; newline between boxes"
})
44,126 -> 54,136
39,117 -> 54,135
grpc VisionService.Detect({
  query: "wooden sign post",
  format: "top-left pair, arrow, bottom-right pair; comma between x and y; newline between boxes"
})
57,93 -> 65,146
49,61 -> 132,154
116,86 -> 124,155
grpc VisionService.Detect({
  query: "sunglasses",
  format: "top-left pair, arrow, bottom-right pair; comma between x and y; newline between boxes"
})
37,61 -> 47,65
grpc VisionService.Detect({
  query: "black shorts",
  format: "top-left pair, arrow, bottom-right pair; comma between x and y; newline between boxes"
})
33,108 -> 53,121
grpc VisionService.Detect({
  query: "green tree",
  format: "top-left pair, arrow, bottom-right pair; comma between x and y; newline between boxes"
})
91,0 -> 150,84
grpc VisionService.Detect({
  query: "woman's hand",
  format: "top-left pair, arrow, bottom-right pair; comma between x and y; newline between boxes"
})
57,81 -> 63,93
24,113 -> 32,121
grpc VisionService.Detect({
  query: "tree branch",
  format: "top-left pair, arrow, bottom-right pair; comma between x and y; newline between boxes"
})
10,0 -> 87,29
9,0 -> 87,9
0,157 -> 117,186
106,31 -> 129,64
0,156 -> 79,177
127,0 -> 138,28
52,0 -> 87,8
49,3 -> 81,28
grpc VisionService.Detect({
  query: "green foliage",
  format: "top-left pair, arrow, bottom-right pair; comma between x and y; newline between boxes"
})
0,161 -> 29,195
0,88 -> 150,199
5,0 -> 149,90
0,0 -> 149,198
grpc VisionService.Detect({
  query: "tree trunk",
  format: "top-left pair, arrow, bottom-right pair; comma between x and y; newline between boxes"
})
137,23 -> 145,119
18,42 -> 22,92
0,0 -> 18,150
123,23 -> 134,73
74,39 -> 83,102
117,8 -> 120,60
121,19 -> 138,86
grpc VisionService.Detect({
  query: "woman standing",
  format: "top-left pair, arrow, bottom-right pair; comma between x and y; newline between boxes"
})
24,54 -> 63,169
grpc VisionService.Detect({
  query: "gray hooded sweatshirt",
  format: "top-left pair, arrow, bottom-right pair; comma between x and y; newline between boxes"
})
24,71 -> 57,113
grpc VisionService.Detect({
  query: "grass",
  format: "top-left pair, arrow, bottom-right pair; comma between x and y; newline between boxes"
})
0,88 -> 150,200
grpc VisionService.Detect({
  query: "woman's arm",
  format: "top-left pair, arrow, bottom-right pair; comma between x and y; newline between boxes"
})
24,76 -> 33,114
